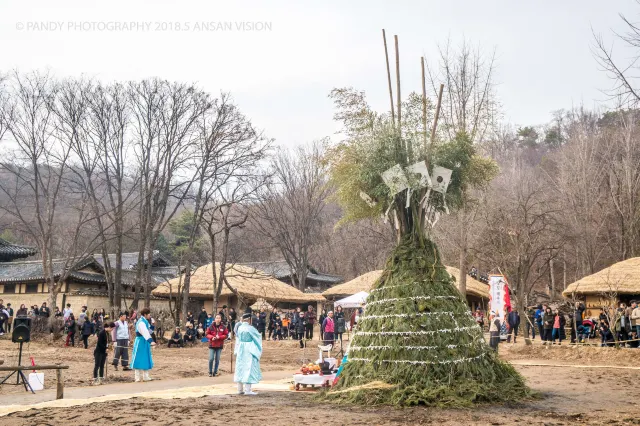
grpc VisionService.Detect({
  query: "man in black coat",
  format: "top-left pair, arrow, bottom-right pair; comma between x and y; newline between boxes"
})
507,308 -> 520,343
39,302 -> 50,318
197,307 -> 208,328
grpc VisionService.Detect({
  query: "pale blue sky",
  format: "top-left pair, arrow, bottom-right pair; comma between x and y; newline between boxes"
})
0,0 -> 635,146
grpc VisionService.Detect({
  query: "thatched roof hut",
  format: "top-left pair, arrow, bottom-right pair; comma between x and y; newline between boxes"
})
322,267 -> 489,301
322,270 -> 383,298
250,298 -> 274,311
444,266 -> 490,300
563,257 -> 640,297
152,263 -> 325,304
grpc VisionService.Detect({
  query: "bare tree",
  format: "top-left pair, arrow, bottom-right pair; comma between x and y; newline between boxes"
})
0,72 -> 104,316
129,79 -> 210,308
426,39 -> 498,296
66,81 -> 140,315
203,176 -> 265,314
592,3 -> 640,106
172,93 -> 269,322
89,83 -> 139,312
252,141 -> 330,291
549,109 -> 612,277
426,38 -> 498,144
600,110 -> 640,260
480,165 -> 561,338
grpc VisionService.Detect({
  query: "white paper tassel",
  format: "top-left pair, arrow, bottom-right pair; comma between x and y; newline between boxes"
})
349,353 -> 487,366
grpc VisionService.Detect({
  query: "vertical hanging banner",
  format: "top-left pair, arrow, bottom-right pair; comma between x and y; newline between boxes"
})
488,274 -> 511,341
488,274 -> 508,320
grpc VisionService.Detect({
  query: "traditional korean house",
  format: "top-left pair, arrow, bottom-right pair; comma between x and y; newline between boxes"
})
240,260 -> 342,293
563,257 -> 640,318
0,238 -> 37,262
0,250 -> 178,311
152,262 -> 326,313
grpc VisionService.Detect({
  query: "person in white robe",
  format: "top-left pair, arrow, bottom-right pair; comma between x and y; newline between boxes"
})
234,309 -> 263,395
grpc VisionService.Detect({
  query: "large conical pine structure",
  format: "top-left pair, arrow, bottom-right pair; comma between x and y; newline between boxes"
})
327,236 -> 529,406
323,30 -> 529,406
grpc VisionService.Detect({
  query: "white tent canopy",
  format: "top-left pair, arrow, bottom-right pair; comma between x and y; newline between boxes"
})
334,291 -> 369,309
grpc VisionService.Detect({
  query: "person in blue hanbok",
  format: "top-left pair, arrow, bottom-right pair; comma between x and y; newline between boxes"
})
234,309 -> 263,395
131,307 -> 156,382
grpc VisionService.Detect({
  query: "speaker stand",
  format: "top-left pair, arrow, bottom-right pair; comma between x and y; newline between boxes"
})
0,342 -> 35,393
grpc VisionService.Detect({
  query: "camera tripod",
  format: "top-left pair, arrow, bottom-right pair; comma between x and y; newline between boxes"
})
0,342 -> 35,393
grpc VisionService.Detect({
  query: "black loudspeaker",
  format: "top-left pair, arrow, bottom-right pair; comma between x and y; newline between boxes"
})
12,317 -> 31,343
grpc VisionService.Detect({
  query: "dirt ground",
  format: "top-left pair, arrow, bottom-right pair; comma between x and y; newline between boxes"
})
2,337 -> 640,425
0,335 -> 314,393
499,339 -> 640,366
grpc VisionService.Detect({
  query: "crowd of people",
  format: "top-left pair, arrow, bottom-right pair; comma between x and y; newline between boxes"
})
0,297 -> 358,390
165,304 -> 363,352
247,304 -> 362,348
476,301 -> 640,349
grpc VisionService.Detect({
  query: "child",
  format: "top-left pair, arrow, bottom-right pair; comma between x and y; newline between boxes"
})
281,314 -> 290,340
272,314 -> 282,341
94,322 -> 114,385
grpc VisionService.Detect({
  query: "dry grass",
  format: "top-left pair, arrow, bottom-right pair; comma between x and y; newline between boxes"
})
152,263 -> 325,303
321,267 -> 489,300
322,270 -> 383,298
563,256 -> 640,296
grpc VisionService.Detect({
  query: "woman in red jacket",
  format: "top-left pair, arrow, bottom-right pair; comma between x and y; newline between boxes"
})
206,314 -> 229,377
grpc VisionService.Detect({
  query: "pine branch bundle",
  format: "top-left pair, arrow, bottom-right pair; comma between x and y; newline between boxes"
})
321,236 -> 529,407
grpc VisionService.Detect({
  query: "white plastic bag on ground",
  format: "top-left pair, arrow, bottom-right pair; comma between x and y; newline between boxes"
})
28,372 -> 44,391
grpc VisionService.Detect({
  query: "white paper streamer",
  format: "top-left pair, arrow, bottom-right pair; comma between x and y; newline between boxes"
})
369,280 -> 456,293
359,311 -> 455,320
355,325 -> 479,336
349,353 -> 487,366
383,203 -> 393,224
420,188 -> 432,209
366,295 -> 458,307
349,342 -> 478,351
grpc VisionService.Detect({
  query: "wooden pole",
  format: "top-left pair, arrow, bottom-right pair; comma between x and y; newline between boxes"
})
382,29 -> 395,127
395,35 -> 401,137
428,83 -> 444,159
0,365 -> 70,371
421,57 -> 428,152
56,369 -> 63,400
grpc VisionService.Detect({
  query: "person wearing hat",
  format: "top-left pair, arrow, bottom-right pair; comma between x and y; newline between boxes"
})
218,305 -> 228,327
112,312 -> 132,371
234,308 -> 263,395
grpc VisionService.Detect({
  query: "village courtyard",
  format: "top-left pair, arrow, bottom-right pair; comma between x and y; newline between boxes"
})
4,1 -> 640,425
0,336 -> 639,425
